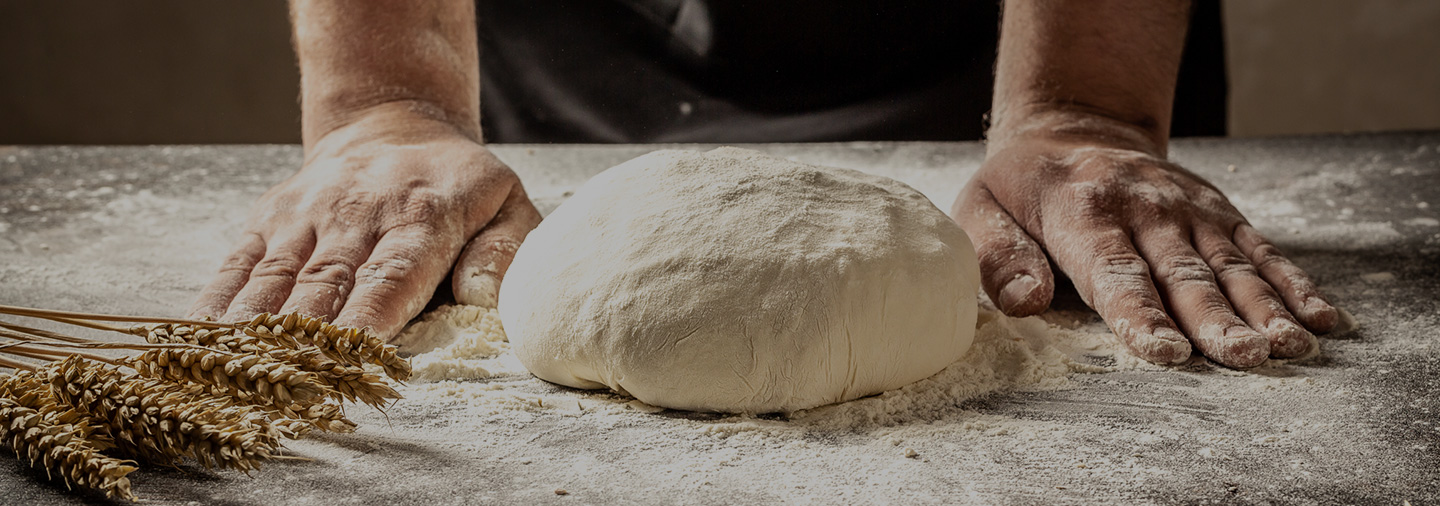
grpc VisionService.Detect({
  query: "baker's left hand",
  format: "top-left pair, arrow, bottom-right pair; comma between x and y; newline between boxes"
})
951,111 -> 1339,368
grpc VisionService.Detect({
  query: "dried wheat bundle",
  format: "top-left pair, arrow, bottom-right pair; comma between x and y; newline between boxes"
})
136,323 -> 402,408
0,304 -> 412,501
45,356 -> 282,471
0,372 -> 138,501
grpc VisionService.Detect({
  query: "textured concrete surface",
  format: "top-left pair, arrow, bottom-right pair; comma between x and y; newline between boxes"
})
0,134 -> 1436,504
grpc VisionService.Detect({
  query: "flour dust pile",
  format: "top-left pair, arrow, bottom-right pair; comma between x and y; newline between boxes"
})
402,302 -> 1143,428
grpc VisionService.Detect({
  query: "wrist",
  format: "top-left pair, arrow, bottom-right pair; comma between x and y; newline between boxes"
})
304,100 -> 483,163
986,104 -> 1168,158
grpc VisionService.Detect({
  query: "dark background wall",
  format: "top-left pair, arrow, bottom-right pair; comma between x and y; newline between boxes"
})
0,1 -> 299,144
1,0 -> 1438,144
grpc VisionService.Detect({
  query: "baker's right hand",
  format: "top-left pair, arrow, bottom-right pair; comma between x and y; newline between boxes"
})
188,104 -> 541,340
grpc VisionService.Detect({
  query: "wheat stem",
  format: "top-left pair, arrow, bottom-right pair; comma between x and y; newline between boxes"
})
0,356 -> 36,371
0,343 -> 113,363
0,320 -> 98,344
0,304 -> 231,329
0,329 -> 219,354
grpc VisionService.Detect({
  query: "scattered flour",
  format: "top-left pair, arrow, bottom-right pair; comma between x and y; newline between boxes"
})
1360,271 -> 1397,283
395,305 -> 528,383
401,302 -> 1147,432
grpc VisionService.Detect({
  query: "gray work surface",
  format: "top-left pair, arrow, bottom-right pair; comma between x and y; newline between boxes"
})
0,133 -> 1436,505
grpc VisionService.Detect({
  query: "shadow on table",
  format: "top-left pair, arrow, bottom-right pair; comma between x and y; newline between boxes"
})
118,431 -> 474,505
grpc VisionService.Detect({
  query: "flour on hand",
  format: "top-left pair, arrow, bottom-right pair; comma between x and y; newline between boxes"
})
498,147 -> 981,413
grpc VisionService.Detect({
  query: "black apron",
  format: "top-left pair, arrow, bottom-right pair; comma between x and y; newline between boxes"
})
476,0 -> 1225,143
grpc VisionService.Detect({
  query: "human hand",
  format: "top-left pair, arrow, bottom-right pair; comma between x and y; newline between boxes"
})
952,112 -> 1339,368
189,107 -> 540,340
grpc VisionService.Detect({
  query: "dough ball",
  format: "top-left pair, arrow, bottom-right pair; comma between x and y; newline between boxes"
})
499,147 -> 979,413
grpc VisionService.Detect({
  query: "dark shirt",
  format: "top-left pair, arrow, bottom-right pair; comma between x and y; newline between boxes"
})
476,0 -> 1226,143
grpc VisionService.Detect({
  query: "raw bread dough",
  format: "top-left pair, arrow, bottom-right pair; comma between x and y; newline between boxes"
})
499,147 -> 979,413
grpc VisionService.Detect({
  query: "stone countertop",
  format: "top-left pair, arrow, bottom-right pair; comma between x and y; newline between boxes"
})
0,133 -> 1436,504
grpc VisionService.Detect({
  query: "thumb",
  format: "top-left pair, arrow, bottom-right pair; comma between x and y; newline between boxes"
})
452,185 -> 543,308
954,185 -> 1054,316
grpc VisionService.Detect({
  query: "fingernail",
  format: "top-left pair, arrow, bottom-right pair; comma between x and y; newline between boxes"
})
1300,296 -> 1340,332
998,274 -> 1041,313
455,269 -> 502,308
1141,327 -> 1192,364
1223,325 -> 1258,339
1153,327 -> 1187,343
1206,325 -> 1269,369
1265,318 -> 1317,358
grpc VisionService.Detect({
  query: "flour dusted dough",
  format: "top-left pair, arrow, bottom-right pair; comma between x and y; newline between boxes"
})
498,147 -> 979,413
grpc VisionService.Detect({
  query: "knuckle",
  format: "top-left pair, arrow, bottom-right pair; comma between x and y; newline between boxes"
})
218,251 -> 262,274
332,191 -> 380,226
976,238 -> 1043,274
296,258 -> 356,288
1153,255 -> 1216,286
396,189 -> 446,224
1249,243 -> 1290,270
373,188 -> 451,232
489,164 -> 522,187
249,251 -> 307,280
1084,253 -> 1154,308
1207,251 -> 1258,279
356,255 -> 420,285
1094,253 -> 1150,279
1067,182 -> 1122,215
1195,188 -> 1236,215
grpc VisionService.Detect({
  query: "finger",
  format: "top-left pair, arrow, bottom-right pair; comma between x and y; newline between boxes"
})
1135,227 -> 1269,368
189,233 -> 266,320
953,186 -> 1054,316
1232,224 -> 1339,332
1194,226 -> 1316,358
334,224 -> 459,340
452,184 -> 543,307
221,231 -> 317,323
1047,224 -> 1192,365
278,229 -> 377,322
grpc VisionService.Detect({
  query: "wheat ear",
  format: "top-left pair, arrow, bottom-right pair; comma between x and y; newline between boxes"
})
0,372 -> 138,501
242,313 -> 411,381
120,347 -> 332,407
44,356 -> 282,471
138,324 -> 401,408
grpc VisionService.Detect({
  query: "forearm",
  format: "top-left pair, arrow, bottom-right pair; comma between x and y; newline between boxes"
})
291,0 -> 480,148
989,0 -> 1191,155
